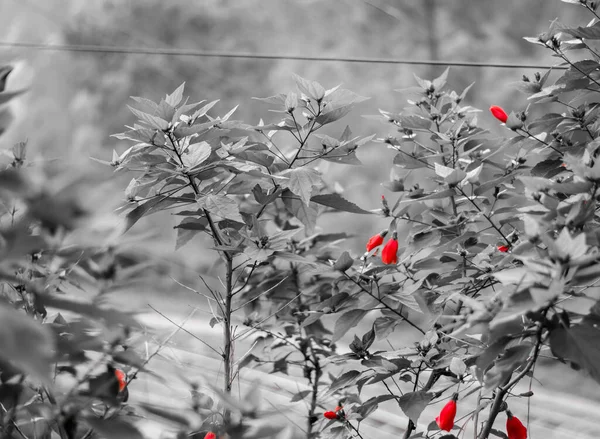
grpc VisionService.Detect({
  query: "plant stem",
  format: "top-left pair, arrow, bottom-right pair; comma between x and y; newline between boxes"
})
478,324 -> 543,438
306,345 -> 321,438
166,132 -> 236,425
223,256 -> 234,419
402,370 -> 440,439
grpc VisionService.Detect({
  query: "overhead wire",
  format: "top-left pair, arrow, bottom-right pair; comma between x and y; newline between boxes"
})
0,41 -> 568,70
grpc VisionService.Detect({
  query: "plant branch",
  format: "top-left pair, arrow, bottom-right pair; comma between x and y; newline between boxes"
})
478,323 -> 544,439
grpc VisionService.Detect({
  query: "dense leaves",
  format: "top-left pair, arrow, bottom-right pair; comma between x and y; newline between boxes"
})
2,3 -> 600,437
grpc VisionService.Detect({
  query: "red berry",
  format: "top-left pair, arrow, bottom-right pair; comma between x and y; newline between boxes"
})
366,231 -> 387,252
435,397 -> 457,432
381,236 -> 399,265
114,369 -> 127,393
497,244 -> 510,253
490,105 -> 508,123
204,432 -> 217,439
323,411 -> 337,420
506,412 -> 527,439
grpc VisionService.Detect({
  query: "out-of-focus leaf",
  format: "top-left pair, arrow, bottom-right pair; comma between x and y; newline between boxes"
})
550,322 -> 600,384
0,225 -> 46,262
140,403 -> 201,428
484,344 -> 531,390
85,417 -> 144,439
333,251 -> 354,272
0,89 -> 26,106
124,196 -> 178,232
290,390 -> 311,402
561,21 -> 600,39
0,304 -> 54,381
393,152 -> 428,169
41,296 -> 138,328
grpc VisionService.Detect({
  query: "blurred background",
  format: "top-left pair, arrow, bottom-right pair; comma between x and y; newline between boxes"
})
1,1 -> 599,438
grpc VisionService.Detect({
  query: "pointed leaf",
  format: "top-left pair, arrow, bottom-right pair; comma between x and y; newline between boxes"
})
310,193 -> 372,214
332,309 -> 368,343
398,391 -> 434,424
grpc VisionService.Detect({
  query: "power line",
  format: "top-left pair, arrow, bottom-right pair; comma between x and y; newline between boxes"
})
0,41 -> 568,70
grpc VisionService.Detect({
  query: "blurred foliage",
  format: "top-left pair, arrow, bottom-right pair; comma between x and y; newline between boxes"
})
1,1 -> 600,439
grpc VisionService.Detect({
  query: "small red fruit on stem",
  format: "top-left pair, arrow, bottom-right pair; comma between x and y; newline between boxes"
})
114,369 -> 127,393
381,232 -> 398,265
497,244 -> 510,253
366,231 -> 387,252
204,432 -> 217,439
435,393 -> 458,432
323,411 -> 337,420
506,411 -> 527,439
490,105 -> 509,123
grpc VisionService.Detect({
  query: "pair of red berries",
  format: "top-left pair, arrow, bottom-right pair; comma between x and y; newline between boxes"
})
436,396 -> 527,439
366,231 -> 398,265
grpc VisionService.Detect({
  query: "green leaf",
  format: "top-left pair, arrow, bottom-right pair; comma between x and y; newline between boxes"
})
124,196 -> 176,232
140,403 -> 200,428
0,225 -> 46,262
282,190 -> 318,234
252,93 -> 287,106
290,390 -> 312,402
356,394 -> 396,420
561,21 -> 600,39
333,251 -> 354,272
0,304 -> 55,381
127,105 -> 169,130
85,417 -> 144,439
166,82 -> 185,107
329,370 -> 361,393
311,193 -> 372,214
315,105 -> 353,126
450,357 -> 467,377
0,89 -> 26,106
432,67 -> 450,90
182,142 -> 212,169
332,309 -> 368,343
41,296 -> 138,328
484,344 -> 531,390
550,322 -> 600,384
200,194 -> 244,223
434,163 -> 466,185
398,391 -> 434,424
278,167 -> 322,206
393,152 -> 428,169
292,74 -> 325,101
0,106 -> 13,134
396,114 -> 432,130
